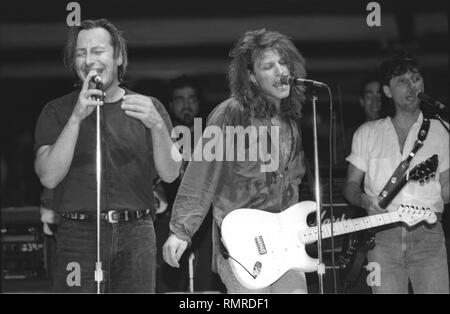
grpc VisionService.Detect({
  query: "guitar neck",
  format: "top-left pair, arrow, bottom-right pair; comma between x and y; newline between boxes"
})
299,211 -> 401,244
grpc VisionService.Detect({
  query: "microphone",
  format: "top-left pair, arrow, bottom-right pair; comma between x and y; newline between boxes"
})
91,74 -> 103,86
90,74 -> 104,101
279,75 -> 327,88
417,91 -> 447,112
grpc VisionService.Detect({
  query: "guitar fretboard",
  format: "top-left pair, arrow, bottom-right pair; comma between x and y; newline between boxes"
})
298,211 -> 401,244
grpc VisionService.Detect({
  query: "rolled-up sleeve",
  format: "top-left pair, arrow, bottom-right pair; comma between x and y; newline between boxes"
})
346,124 -> 368,173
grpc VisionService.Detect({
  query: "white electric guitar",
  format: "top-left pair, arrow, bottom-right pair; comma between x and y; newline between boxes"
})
221,201 -> 437,290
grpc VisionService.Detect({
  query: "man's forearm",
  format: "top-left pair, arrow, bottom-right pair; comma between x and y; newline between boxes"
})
35,116 -> 81,188
151,125 -> 181,183
343,181 -> 365,208
439,170 -> 450,205
442,181 -> 449,204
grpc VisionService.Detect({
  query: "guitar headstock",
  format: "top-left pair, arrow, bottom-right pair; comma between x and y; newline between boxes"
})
397,204 -> 437,226
408,154 -> 438,184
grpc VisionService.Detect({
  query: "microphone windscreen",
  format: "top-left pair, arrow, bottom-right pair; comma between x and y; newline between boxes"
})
91,75 -> 102,85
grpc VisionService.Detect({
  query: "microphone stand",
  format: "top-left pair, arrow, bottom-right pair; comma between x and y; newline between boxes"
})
434,113 -> 449,133
421,98 -> 449,133
93,81 -> 105,294
310,88 -> 325,294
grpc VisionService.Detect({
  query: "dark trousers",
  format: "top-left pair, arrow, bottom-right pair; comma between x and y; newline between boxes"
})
53,217 -> 156,293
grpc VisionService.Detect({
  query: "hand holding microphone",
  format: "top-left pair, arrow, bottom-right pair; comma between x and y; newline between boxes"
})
90,73 -> 105,101
71,70 -> 104,123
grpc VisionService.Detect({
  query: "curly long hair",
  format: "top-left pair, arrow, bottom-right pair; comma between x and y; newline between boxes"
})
227,29 -> 306,119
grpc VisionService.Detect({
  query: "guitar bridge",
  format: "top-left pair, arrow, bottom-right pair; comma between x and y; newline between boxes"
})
253,261 -> 262,278
255,235 -> 267,255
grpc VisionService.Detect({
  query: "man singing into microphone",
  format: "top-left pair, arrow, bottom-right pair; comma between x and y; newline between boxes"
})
34,19 -> 181,293
163,29 -> 309,293
343,52 -> 449,293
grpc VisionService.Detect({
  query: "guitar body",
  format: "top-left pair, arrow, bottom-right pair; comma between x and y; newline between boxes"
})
340,230 -> 375,288
221,201 -> 318,290
221,200 -> 436,290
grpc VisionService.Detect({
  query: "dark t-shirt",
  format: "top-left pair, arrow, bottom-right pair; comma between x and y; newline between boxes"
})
34,88 -> 173,217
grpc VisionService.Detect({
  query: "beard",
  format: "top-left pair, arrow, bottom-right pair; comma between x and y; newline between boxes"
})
177,109 -> 195,127
181,113 -> 194,126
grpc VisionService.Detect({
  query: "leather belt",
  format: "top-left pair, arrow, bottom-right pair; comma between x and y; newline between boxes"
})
61,209 -> 151,224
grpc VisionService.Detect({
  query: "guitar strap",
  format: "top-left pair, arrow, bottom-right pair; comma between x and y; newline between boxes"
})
378,117 -> 430,207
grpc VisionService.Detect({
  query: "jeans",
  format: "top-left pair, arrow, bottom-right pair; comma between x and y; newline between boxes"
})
367,222 -> 448,294
216,254 -> 307,293
53,217 -> 156,293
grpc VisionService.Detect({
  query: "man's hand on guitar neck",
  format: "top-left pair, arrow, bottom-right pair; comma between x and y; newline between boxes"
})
343,166 -> 387,216
361,193 -> 387,216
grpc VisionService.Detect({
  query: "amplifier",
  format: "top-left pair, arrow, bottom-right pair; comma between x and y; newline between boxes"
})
1,207 -> 48,280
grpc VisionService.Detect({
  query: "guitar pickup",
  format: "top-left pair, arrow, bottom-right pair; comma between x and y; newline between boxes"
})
255,235 -> 267,255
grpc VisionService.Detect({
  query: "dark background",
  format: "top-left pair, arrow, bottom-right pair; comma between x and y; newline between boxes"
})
0,0 -> 448,293
1,0 -> 448,207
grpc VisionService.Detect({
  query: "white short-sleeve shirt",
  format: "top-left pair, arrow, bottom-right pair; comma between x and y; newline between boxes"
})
346,112 -> 449,213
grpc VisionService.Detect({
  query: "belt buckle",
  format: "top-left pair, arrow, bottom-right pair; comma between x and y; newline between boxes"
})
107,210 -> 119,224
136,210 -> 142,219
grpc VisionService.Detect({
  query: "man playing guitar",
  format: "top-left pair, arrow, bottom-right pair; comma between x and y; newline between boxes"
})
343,53 -> 449,293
